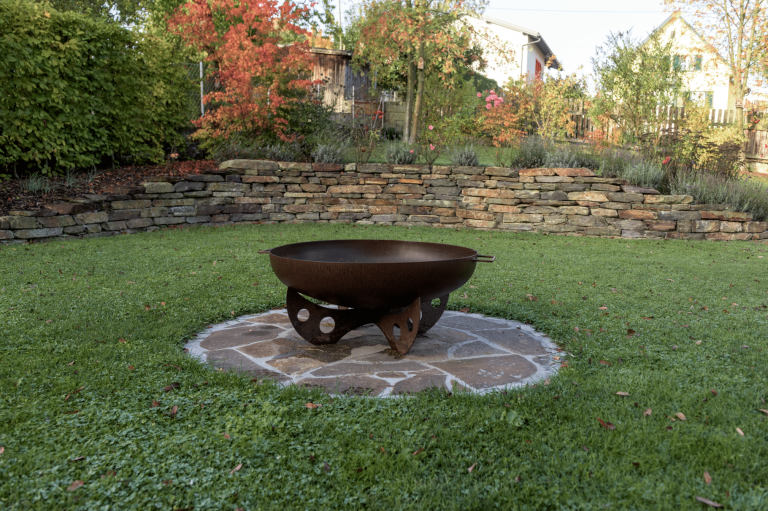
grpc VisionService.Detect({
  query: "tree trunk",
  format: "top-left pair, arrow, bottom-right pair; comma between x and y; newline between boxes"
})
409,41 -> 425,145
403,50 -> 415,143
735,84 -> 746,165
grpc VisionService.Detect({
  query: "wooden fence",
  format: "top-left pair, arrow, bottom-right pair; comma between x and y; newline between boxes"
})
565,99 -> 767,157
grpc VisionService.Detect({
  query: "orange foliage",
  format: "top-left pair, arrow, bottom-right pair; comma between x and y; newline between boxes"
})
168,0 -> 315,142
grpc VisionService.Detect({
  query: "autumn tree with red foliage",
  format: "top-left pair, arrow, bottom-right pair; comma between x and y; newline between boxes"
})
168,0 -> 315,145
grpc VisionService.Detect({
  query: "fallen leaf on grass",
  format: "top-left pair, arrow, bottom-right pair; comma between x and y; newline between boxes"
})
118,338 -> 126,343
459,307 -> 470,313
597,417 -> 615,430
128,365 -> 134,370
694,496 -> 723,508
626,329 -> 636,337
152,400 -> 160,408
758,409 -> 768,416
223,433 -> 231,440
704,471 -> 712,485
598,306 -> 607,310
468,463 -> 477,473
305,403 -> 320,409
67,481 -> 83,491
543,378 -> 551,385
163,383 -> 180,392
71,456 -> 85,462
230,463 -> 242,474
736,427 -> 744,436
696,340 -> 702,345
324,462 -> 331,473
615,392 -> 629,396
599,360 -> 612,366
413,448 -> 424,456
64,410 -> 80,414
676,413 -> 686,421
0,447 -> 3,455
170,406 -> 178,418
644,408 -> 652,416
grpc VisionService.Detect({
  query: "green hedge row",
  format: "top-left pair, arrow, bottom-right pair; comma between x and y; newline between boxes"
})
0,0 -> 194,174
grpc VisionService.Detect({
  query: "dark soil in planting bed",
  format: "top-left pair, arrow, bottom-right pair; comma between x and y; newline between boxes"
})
0,160 -> 218,216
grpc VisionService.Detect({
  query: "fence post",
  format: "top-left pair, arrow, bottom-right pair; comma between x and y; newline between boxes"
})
199,62 -> 205,117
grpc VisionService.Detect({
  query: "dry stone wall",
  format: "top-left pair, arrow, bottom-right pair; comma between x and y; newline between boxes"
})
2,160 -> 767,243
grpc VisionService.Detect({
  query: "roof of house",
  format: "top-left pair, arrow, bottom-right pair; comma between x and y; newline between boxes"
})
641,13 -> 728,65
474,14 -> 561,70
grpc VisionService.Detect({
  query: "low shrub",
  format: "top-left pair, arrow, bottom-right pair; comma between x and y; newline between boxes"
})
620,160 -> 665,190
385,142 -> 418,164
509,137 -> 549,168
312,142 -> 347,164
450,144 -> 479,167
668,170 -> 768,221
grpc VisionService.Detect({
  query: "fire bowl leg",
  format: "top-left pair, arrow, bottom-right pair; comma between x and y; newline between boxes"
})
375,297 -> 421,355
286,288 -> 375,345
418,294 -> 449,335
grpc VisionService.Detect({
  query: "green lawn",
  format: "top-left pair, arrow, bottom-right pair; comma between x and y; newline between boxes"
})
1,224 -> 767,510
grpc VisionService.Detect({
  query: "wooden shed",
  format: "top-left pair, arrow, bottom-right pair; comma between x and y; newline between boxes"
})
310,48 -> 373,111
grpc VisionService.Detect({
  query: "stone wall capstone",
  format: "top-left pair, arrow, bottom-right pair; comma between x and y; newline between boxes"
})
1,161 -> 767,243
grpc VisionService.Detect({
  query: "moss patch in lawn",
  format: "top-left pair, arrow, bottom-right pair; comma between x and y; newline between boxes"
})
1,224 -> 767,510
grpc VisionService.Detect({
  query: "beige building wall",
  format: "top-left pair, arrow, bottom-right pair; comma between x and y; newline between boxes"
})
647,15 -> 735,110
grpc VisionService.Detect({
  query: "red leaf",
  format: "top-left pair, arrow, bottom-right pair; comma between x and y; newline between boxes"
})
152,400 -> 160,407
128,365 -> 135,370
694,496 -> 723,508
599,360 -> 612,366
459,307 -> 470,313
413,448 -> 424,456
64,410 -> 80,414
223,433 -> 231,440
305,403 -> 319,409
67,480 -> 84,491
118,338 -> 126,343
597,417 -> 615,430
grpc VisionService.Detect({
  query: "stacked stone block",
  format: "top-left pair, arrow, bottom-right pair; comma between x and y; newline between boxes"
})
1,160 -> 767,243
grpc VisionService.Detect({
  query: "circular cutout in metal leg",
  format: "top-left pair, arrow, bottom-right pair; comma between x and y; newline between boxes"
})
297,309 -> 309,321
320,317 -> 335,333
419,294 -> 449,335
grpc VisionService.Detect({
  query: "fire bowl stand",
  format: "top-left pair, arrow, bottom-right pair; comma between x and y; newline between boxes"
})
286,288 -> 449,354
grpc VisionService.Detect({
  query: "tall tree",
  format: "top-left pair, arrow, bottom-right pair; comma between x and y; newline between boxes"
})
352,0 -> 510,143
663,1 -> 768,126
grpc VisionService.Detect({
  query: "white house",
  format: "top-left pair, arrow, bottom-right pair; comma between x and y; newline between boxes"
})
643,14 -> 736,110
464,13 -> 560,87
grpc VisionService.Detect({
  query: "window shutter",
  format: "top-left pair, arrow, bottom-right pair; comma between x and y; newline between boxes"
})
705,91 -> 713,108
673,55 -> 681,70
694,55 -> 702,71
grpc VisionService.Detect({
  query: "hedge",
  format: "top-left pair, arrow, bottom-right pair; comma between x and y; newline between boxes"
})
0,0 -> 194,174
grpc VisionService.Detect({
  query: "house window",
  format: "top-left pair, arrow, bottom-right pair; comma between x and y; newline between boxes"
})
705,91 -> 713,108
694,55 -> 702,71
535,59 -> 542,79
673,55 -> 683,70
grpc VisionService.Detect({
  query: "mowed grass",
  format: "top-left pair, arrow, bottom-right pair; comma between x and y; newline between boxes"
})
1,224 -> 767,510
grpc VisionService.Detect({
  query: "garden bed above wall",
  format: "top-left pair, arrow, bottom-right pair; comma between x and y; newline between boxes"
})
1,161 -> 766,244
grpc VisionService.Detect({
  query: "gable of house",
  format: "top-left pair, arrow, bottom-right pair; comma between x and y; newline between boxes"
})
643,14 -> 735,110
464,14 -> 560,87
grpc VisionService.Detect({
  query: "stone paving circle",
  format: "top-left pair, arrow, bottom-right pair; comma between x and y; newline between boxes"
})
186,308 -> 559,396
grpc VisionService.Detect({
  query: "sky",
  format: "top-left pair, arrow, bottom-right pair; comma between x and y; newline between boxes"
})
337,0 -> 673,76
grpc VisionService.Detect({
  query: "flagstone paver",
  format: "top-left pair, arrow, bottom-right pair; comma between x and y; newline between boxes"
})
186,309 -> 559,396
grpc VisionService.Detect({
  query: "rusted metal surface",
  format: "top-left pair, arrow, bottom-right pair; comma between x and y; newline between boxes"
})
263,240 -> 492,354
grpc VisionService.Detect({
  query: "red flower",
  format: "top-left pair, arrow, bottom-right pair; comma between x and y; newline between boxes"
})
662,156 -> 671,165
